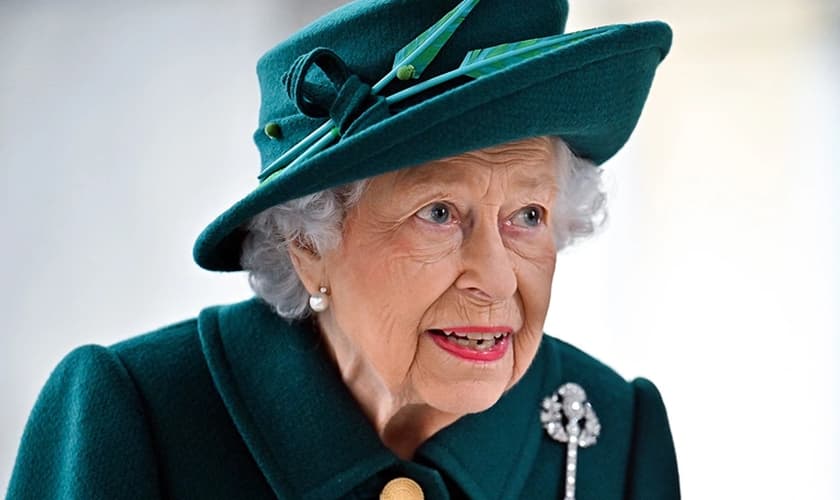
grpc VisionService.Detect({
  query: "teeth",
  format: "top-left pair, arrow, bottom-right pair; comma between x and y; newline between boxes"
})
444,331 -> 507,340
436,331 -> 511,351
430,329 -> 512,351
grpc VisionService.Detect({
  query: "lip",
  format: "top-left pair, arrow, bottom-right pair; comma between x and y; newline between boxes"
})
439,325 -> 514,334
427,325 -> 513,362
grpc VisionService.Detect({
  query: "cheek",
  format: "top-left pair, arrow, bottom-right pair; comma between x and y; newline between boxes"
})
518,245 -> 556,311
518,243 -> 557,326
508,233 -> 557,303
510,239 -> 557,380
375,239 -> 462,325
327,220 -> 462,376
521,250 -> 556,332
369,220 -> 463,305
347,220 -> 461,293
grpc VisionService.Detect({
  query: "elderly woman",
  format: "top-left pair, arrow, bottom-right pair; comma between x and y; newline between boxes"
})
7,0 -> 678,499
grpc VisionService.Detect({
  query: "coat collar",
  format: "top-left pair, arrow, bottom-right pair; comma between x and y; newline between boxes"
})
198,298 -> 558,499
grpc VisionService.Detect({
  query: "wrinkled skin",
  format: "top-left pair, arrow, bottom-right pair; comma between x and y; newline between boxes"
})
289,136 -> 560,458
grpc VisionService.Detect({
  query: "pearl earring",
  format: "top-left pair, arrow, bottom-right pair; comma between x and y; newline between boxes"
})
308,286 -> 330,312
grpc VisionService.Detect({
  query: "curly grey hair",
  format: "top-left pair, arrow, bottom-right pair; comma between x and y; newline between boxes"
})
241,138 -> 607,319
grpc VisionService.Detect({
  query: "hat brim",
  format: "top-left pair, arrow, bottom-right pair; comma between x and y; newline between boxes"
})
194,21 -> 672,271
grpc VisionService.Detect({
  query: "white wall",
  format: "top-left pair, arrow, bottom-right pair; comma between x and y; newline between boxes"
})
2,1 -> 838,497
551,1 -> 840,498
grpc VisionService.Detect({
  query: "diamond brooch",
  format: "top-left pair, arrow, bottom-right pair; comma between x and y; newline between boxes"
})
540,383 -> 601,500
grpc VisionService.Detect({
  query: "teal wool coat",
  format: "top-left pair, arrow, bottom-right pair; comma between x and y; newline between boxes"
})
7,299 -> 679,499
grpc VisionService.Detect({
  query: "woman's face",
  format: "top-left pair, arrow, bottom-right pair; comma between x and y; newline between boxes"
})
317,136 -> 559,416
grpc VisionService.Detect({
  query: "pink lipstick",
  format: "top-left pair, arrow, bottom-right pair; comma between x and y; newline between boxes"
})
427,326 -> 512,362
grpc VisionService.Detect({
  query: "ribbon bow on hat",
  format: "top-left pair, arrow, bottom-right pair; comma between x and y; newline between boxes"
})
282,48 -> 389,137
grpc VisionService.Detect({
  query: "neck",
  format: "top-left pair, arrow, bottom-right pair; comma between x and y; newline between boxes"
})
316,316 -> 461,459
380,404 -> 460,460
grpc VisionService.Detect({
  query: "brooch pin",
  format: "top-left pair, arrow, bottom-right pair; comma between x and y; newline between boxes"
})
540,383 -> 601,500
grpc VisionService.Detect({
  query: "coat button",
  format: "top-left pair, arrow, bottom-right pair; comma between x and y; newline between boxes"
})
380,477 -> 424,500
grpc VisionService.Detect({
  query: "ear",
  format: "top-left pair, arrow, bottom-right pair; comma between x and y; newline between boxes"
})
287,239 -> 327,295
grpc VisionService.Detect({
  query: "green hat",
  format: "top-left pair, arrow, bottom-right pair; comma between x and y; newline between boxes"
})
193,0 -> 672,271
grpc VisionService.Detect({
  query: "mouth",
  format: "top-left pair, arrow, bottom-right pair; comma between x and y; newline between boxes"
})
426,327 -> 512,362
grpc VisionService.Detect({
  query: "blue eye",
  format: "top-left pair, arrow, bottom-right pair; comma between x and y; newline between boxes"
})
416,202 -> 454,225
512,205 -> 544,228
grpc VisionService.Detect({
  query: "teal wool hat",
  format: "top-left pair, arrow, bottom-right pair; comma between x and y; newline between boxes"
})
193,0 -> 672,271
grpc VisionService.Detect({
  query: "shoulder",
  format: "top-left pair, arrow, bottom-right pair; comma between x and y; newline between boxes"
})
538,335 -> 680,499
106,308 -> 231,416
106,300 -> 255,381
9,345 -> 165,498
110,316 -> 202,375
112,315 -> 199,355
28,343 -> 144,415
30,315 -> 213,426
9,302 -> 275,499
538,334 -> 635,407
540,335 -> 672,413
539,334 -> 621,378
538,334 -> 673,435
50,299 -> 272,404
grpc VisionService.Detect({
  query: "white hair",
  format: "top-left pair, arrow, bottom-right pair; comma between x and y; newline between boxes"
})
241,138 -> 606,319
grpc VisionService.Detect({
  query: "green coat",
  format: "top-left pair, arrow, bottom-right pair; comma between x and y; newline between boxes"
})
7,299 -> 679,499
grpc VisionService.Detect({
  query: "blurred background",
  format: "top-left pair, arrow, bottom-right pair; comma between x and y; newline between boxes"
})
1,0 -> 837,497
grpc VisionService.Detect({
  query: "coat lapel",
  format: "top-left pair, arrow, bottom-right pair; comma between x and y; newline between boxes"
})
415,349 -> 548,499
199,299 -> 397,499
198,298 -> 558,499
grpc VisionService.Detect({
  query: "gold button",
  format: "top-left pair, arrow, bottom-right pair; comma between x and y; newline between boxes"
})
380,477 -> 424,500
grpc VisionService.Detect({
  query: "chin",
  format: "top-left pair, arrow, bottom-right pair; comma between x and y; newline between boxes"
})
410,333 -> 524,415
421,379 -> 508,416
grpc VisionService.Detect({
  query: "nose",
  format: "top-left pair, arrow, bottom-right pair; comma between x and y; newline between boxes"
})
454,218 -> 517,302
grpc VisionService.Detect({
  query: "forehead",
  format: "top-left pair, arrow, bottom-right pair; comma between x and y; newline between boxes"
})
389,137 -> 559,193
